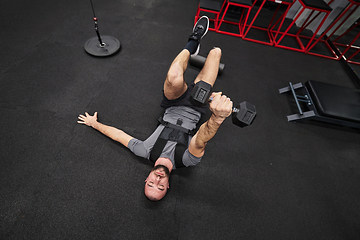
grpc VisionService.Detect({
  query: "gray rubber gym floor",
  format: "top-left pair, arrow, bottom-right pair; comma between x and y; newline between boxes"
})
1,0 -> 360,239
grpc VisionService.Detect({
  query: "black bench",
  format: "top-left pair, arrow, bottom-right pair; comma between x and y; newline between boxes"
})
279,80 -> 360,129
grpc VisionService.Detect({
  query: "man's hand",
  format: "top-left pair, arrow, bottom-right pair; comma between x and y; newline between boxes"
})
209,92 -> 233,124
77,112 -> 98,128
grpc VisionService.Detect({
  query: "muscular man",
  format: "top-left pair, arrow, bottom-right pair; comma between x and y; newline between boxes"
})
78,16 -> 233,201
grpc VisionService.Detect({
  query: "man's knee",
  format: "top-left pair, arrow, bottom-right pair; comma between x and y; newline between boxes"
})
209,47 -> 222,60
166,61 -> 184,86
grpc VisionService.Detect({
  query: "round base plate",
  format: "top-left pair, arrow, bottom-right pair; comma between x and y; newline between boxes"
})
84,35 -> 121,57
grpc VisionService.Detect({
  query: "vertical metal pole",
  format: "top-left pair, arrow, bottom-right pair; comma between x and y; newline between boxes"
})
90,0 -> 105,47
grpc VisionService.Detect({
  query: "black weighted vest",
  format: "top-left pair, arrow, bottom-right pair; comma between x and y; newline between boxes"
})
149,117 -> 196,168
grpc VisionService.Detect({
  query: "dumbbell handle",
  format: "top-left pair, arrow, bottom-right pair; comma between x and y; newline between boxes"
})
209,97 -> 239,113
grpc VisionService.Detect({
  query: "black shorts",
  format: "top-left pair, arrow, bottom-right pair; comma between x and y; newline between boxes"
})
161,82 -> 207,114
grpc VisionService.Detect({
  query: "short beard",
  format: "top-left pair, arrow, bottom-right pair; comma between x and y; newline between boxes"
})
152,164 -> 170,178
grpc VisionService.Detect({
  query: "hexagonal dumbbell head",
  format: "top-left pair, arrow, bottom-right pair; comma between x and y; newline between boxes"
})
190,80 -> 213,107
232,101 -> 256,128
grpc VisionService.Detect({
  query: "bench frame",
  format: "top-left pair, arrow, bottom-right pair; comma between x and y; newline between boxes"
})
279,82 -> 360,129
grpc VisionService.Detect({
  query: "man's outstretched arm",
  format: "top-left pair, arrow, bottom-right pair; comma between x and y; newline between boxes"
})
188,93 -> 233,158
77,112 -> 134,148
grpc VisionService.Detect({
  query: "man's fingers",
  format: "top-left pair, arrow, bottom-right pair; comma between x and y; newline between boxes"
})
215,95 -> 232,112
211,94 -> 227,110
210,92 -> 222,99
218,95 -> 230,106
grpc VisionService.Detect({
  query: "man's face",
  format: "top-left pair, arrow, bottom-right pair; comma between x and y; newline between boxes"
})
144,164 -> 170,201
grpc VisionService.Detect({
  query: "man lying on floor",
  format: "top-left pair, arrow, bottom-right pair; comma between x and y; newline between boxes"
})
77,16 -> 233,201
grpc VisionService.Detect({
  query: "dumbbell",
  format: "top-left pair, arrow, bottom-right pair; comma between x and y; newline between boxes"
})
189,55 -> 225,76
190,81 -> 256,128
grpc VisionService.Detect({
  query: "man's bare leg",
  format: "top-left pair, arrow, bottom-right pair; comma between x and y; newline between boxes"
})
194,47 -> 222,88
163,49 -> 190,100
164,16 -> 210,100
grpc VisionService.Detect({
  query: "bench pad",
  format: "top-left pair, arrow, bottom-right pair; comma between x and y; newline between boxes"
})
306,80 -> 360,123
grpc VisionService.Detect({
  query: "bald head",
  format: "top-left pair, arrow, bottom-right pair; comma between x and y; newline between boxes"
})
144,165 -> 170,201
